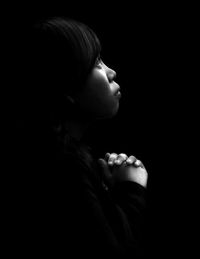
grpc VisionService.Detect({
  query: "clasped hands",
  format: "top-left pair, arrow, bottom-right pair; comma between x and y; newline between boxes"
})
98,153 -> 148,189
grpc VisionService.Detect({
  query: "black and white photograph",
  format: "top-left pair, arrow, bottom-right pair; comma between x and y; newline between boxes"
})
4,2 -> 198,258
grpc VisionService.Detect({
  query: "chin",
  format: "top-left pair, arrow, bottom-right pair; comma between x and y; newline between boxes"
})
110,104 -> 119,117
97,107 -> 119,120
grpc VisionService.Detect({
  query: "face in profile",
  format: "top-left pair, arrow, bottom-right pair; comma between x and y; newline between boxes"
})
75,57 -> 121,120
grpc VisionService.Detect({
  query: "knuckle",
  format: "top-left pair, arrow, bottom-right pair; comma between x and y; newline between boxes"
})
105,153 -> 110,159
126,156 -> 136,163
118,153 -> 128,160
108,153 -> 118,164
119,153 -> 127,157
109,153 -> 118,159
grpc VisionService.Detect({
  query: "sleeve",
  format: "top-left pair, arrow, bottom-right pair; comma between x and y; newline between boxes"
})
111,181 -> 147,244
76,170 -> 147,258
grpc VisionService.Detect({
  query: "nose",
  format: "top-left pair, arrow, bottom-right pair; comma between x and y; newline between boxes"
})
106,65 -> 117,82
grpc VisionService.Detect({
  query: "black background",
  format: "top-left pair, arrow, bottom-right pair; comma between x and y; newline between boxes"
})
6,2 -> 198,257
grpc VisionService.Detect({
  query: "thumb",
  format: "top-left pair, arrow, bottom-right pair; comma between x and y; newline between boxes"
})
98,158 -> 108,170
98,158 -> 112,182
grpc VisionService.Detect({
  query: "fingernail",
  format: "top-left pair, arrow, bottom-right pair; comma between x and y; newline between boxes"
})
135,160 -> 140,166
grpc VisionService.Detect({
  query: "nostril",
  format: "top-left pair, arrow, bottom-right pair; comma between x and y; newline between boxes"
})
112,70 -> 117,80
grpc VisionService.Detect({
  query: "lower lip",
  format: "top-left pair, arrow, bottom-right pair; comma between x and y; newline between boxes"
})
115,91 -> 121,99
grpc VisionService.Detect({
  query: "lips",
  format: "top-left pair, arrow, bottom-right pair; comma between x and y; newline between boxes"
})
114,89 -> 121,99
114,86 -> 121,98
115,90 -> 121,98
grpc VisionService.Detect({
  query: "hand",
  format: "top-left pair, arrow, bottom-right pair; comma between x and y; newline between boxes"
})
98,153 -> 148,189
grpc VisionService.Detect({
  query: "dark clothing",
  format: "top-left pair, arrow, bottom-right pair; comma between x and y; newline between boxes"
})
9,135 -> 147,258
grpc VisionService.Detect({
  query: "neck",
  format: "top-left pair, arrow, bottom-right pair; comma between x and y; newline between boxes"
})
64,118 -> 91,141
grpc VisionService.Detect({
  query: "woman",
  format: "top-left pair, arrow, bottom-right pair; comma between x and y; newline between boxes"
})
14,16 -> 148,258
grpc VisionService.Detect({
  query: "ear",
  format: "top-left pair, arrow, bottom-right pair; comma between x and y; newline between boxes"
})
66,95 -> 75,104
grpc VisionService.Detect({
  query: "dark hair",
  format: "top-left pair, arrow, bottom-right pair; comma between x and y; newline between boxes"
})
31,17 -> 101,92
26,17 -> 101,121
17,17 -> 102,165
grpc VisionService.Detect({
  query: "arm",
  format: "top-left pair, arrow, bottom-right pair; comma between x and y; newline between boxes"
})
76,163 -> 147,258
111,181 -> 147,244
97,153 -> 148,256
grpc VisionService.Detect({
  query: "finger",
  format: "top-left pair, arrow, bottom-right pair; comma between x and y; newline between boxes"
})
104,153 -> 110,161
134,159 -> 143,167
108,153 -> 118,166
126,155 -> 137,165
115,153 -> 128,165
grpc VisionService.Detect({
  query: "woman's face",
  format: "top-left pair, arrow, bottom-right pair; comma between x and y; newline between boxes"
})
75,57 -> 121,120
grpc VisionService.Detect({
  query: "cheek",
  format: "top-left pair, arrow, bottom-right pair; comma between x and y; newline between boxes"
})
80,89 -> 119,119
84,74 -> 110,105
87,80 -> 112,108
77,71 -> 119,118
